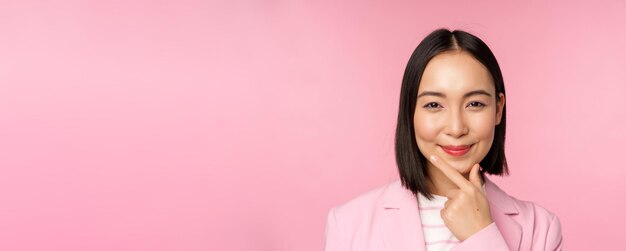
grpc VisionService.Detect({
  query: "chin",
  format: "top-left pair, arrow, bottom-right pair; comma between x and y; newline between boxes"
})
445,158 -> 477,174
451,164 -> 472,174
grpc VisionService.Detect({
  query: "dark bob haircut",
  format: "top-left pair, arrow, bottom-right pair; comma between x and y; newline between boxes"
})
395,28 -> 508,198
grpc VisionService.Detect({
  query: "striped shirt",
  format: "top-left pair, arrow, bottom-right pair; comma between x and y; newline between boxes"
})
417,183 -> 486,251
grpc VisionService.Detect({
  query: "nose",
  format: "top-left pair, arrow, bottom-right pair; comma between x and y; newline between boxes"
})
444,108 -> 469,138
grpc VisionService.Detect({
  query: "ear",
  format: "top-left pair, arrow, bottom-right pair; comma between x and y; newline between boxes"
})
495,93 -> 505,125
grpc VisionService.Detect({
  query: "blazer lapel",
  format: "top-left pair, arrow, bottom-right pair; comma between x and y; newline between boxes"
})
379,181 -> 425,251
485,177 -> 522,251
378,178 -> 522,251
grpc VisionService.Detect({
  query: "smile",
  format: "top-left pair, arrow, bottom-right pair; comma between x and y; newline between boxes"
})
440,144 -> 473,157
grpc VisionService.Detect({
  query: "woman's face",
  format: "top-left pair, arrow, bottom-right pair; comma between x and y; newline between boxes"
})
414,50 -> 505,175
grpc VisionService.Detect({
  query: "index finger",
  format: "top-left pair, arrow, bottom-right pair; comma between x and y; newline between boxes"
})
429,155 -> 473,191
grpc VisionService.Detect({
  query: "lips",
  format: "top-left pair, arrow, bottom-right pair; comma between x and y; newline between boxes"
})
440,144 -> 472,157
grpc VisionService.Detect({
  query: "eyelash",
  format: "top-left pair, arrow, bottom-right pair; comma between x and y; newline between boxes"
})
424,102 -> 442,109
423,102 -> 486,110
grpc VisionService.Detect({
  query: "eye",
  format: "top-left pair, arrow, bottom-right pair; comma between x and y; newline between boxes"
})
467,101 -> 486,108
423,102 -> 442,109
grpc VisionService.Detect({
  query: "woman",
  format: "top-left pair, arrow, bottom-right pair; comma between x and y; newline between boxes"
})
324,29 -> 563,251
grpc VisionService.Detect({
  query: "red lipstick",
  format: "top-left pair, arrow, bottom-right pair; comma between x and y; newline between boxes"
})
440,144 -> 472,157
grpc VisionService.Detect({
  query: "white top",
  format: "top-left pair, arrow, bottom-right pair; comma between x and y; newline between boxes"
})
417,183 -> 486,251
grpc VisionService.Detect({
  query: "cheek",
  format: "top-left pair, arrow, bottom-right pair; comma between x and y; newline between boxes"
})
413,113 -> 439,150
468,112 -> 497,151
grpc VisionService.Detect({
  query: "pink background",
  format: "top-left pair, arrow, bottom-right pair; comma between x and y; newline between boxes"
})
1,0 -> 625,250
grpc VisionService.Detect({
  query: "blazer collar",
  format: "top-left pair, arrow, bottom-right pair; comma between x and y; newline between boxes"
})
381,177 -> 517,213
379,177 -> 521,251
484,177 -> 519,215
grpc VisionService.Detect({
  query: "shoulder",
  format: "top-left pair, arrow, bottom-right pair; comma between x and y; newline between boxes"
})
502,190 -> 560,226
510,195 -> 563,235
486,178 -> 560,224
330,179 -> 401,217
327,179 -> 405,228
325,180 -> 404,250
490,184 -> 564,248
518,198 -> 559,221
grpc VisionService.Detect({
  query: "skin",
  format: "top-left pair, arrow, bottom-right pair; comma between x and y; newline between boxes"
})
413,50 -> 506,241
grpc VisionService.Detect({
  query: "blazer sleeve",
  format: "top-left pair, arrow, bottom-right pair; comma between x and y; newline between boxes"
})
324,208 -> 343,251
452,214 -> 564,251
545,214 -> 564,250
452,222 -> 511,251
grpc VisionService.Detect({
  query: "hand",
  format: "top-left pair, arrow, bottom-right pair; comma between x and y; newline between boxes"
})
429,155 -> 494,241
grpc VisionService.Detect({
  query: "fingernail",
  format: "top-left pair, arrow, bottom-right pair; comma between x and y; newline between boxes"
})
430,155 -> 437,162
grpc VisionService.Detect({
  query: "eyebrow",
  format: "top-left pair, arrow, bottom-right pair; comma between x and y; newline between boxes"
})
417,89 -> 492,99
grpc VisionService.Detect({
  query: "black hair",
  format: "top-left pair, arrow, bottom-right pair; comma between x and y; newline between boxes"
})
395,28 -> 508,199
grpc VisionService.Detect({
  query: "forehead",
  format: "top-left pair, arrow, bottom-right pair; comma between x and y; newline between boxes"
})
418,51 -> 495,95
